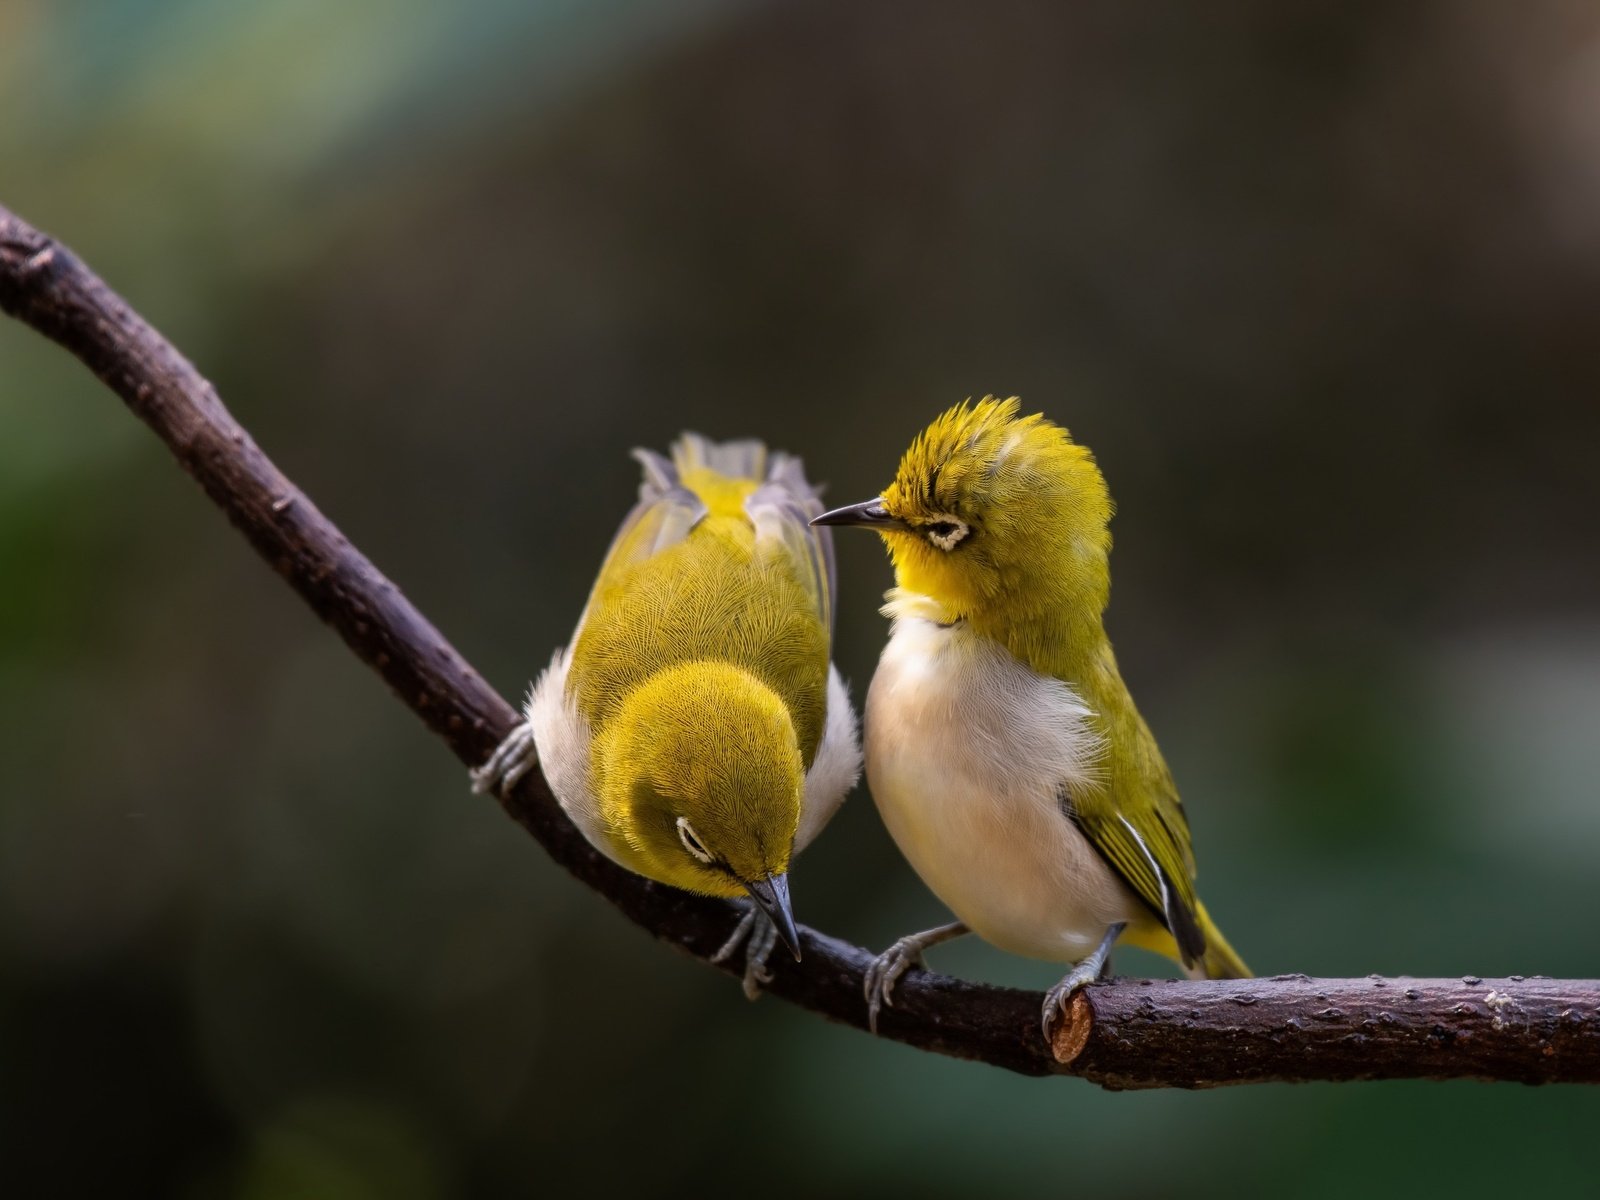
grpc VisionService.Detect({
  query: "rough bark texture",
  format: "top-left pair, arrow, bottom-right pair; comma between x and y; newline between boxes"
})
1053,974 -> 1600,1088
4,202 -> 1597,1087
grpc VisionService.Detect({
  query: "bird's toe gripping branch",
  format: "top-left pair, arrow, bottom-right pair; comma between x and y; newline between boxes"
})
711,901 -> 780,1000
1040,921 -> 1125,1042
470,721 -> 540,797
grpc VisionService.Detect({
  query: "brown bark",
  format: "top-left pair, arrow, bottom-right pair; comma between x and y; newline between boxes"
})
1053,974 -> 1600,1088
4,203 -> 1597,1087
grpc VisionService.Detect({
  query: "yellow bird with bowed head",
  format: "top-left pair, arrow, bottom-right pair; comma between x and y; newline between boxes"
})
814,397 -> 1248,1036
474,435 -> 861,996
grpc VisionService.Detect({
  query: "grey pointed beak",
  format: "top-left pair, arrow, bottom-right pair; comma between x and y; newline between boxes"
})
810,497 -> 908,531
743,873 -> 802,961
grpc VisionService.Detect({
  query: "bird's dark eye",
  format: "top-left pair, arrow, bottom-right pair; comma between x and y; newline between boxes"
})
924,517 -> 970,550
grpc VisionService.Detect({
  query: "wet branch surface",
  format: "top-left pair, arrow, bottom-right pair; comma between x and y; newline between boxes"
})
4,203 -> 1598,1088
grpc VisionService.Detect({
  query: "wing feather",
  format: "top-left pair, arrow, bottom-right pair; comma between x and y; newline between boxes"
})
1068,790 -> 1206,967
569,448 -> 707,642
744,449 -> 836,637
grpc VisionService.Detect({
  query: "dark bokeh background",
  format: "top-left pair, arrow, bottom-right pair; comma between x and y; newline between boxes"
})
4,2 -> 1599,1195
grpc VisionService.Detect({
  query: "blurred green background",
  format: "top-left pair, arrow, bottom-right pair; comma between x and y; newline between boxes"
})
4,1 -> 1599,1195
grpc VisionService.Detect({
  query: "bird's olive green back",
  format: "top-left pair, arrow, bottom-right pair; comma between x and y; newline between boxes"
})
568,444 -> 832,768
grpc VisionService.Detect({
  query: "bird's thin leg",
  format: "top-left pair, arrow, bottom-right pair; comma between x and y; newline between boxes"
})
712,903 -> 758,966
741,912 -> 779,1000
469,721 -> 539,797
863,921 -> 970,1034
1041,921 -> 1126,1040
710,901 -> 781,1000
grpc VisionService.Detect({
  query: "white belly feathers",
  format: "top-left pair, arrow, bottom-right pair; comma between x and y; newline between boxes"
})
864,601 -> 1142,961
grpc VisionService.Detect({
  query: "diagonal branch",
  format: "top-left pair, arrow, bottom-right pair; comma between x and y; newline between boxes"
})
3,202 -> 1597,1088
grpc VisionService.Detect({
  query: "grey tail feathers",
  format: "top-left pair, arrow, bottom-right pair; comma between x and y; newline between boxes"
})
646,432 -> 825,509
670,433 -> 768,483
632,431 -> 835,628
632,433 -> 777,505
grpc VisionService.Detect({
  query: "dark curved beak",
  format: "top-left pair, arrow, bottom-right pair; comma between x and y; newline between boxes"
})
810,497 -> 908,531
743,873 -> 802,961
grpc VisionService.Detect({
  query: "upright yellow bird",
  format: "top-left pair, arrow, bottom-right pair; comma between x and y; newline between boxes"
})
475,435 -> 860,996
814,398 -> 1247,1036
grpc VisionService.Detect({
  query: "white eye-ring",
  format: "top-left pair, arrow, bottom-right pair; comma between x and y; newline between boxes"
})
924,515 -> 970,551
677,817 -> 714,864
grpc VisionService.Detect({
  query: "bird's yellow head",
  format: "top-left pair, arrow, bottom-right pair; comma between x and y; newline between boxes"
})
815,396 -> 1113,632
594,660 -> 805,953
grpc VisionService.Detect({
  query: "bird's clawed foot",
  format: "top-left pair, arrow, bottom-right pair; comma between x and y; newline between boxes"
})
469,721 -> 539,797
863,921 -> 970,1035
711,900 -> 780,1000
863,937 -> 925,1035
1040,920 -> 1126,1041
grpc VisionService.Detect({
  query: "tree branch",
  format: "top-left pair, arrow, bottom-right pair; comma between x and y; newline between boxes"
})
3,202 -> 1597,1088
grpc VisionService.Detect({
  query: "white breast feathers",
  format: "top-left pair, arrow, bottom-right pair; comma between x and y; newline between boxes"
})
864,597 -> 1140,961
